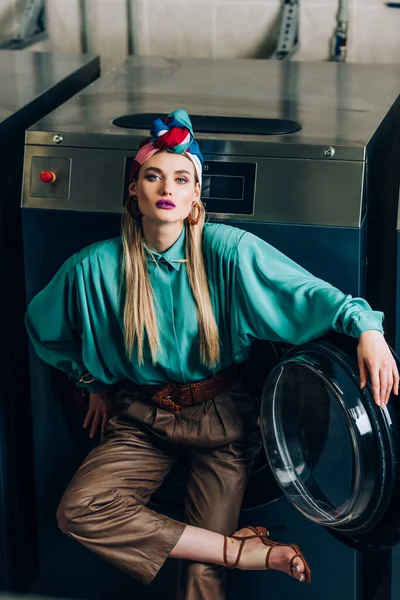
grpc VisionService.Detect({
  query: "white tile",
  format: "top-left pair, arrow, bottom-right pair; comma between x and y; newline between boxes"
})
145,1 -> 213,58
129,0 -> 149,56
90,0 -> 128,68
295,2 -> 355,62
215,1 -> 281,58
45,0 -> 81,53
350,6 -> 400,63
0,0 -> 12,17
27,39 -> 53,52
354,0 -> 388,5
301,0 -> 356,4
214,0 -> 277,2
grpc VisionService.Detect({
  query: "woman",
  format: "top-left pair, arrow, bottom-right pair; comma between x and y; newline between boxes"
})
26,109 -> 398,600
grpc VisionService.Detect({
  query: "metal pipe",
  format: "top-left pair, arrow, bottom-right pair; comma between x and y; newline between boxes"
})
272,0 -> 300,61
126,0 -> 136,55
16,0 -> 45,40
78,0 -> 93,54
331,0 -> 349,61
338,0 -> 349,23
0,0 -> 47,50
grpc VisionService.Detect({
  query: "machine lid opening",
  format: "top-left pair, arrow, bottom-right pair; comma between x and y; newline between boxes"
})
260,341 -> 398,536
113,113 -> 302,136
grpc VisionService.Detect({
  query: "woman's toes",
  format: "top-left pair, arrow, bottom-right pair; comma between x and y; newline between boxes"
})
292,556 -> 305,579
268,546 -> 306,580
255,526 -> 269,537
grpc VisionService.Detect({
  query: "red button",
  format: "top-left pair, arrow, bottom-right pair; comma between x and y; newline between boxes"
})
40,170 -> 56,183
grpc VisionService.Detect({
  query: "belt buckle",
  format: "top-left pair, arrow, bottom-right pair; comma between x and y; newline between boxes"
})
163,395 -> 181,413
152,387 -> 181,414
166,391 -> 182,412
174,384 -> 194,407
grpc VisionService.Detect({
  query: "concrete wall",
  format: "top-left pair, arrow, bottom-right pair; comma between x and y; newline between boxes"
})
0,0 -> 399,68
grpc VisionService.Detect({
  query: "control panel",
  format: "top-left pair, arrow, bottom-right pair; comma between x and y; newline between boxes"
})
24,145 -> 364,227
30,156 -> 71,199
123,157 -> 256,215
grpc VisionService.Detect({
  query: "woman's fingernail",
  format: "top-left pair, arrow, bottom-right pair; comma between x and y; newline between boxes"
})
296,565 -> 301,573
300,575 -> 305,582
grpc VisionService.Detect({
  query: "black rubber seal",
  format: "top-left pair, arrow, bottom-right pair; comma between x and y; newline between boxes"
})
113,113 -> 302,136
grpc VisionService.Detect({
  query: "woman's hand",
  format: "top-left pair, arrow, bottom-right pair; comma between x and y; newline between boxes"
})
357,330 -> 399,407
83,391 -> 113,438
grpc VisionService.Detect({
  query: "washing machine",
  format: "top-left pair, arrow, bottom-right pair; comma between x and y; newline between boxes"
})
387,193 -> 400,600
0,50 -> 100,592
21,57 -> 400,600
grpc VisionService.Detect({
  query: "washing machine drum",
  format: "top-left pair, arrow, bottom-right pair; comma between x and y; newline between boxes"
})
260,340 -> 400,549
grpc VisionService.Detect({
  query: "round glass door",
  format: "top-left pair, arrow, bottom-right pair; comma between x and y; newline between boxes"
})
260,341 -> 397,535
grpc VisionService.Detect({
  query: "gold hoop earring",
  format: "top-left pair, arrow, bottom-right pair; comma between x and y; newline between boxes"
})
187,202 -> 201,225
126,195 -> 141,219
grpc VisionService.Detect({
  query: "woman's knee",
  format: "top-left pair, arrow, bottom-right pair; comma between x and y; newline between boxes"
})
56,487 -> 83,535
56,481 -> 106,535
56,483 -> 140,535
56,499 -> 70,535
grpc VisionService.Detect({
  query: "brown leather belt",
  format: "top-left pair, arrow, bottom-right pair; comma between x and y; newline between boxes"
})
139,365 -> 238,413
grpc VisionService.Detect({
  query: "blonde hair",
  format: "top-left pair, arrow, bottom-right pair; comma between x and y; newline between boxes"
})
121,190 -> 220,369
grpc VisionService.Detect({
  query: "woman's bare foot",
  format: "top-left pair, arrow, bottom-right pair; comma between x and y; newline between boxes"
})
225,527 -> 308,582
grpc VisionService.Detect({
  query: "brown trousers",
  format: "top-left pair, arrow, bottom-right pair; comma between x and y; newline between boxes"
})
57,377 -> 261,600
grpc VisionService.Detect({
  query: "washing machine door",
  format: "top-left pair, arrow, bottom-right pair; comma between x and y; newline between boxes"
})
260,339 -> 400,547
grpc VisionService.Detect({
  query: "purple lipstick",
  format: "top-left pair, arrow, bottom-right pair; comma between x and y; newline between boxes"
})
156,199 -> 176,209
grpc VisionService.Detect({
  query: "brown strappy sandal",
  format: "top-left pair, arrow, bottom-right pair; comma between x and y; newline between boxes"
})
223,525 -> 311,584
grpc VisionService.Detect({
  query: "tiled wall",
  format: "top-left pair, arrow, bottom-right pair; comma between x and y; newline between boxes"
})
1,0 -> 399,66
134,0 -> 400,64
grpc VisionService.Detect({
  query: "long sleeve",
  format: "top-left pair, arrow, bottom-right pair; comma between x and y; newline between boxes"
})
232,232 -> 384,348
25,256 -> 108,393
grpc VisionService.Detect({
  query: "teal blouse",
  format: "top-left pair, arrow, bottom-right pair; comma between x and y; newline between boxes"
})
25,223 -> 384,393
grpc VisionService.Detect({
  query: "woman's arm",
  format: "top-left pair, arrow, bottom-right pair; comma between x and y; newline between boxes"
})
25,256 -> 107,394
233,232 -> 398,406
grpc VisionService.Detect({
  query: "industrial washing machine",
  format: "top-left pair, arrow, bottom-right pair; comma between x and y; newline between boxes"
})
21,57 -> 400,600
0,50 -> 100,591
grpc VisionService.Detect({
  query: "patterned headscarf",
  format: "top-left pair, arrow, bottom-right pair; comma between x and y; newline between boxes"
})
129,109 -> 203,186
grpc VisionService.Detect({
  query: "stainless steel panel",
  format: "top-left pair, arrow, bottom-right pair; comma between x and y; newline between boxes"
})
24,130 -> 366,162
25,57 -> 400,161
22,145 -> 365,226
205,154 -> 364,226
0,50 -> 99,131
23,146 -> 127,214
30,157 -> 71,199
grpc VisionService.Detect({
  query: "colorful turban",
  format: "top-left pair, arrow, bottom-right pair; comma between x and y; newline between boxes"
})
129,109 -> 203,186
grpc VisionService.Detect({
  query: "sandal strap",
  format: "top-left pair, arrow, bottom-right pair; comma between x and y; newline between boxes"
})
289,553 -> 302,576
231,534 -> 259,541
247,525 -> 262,536
231,526 -> 270,543
226,529 -> 311,583
223,536 -> 229,567
224,526 -> 273,570
264,540 -> 309,581
264,541 -> 278,570
224,528 -> 310,584
223,536 -> 247,569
